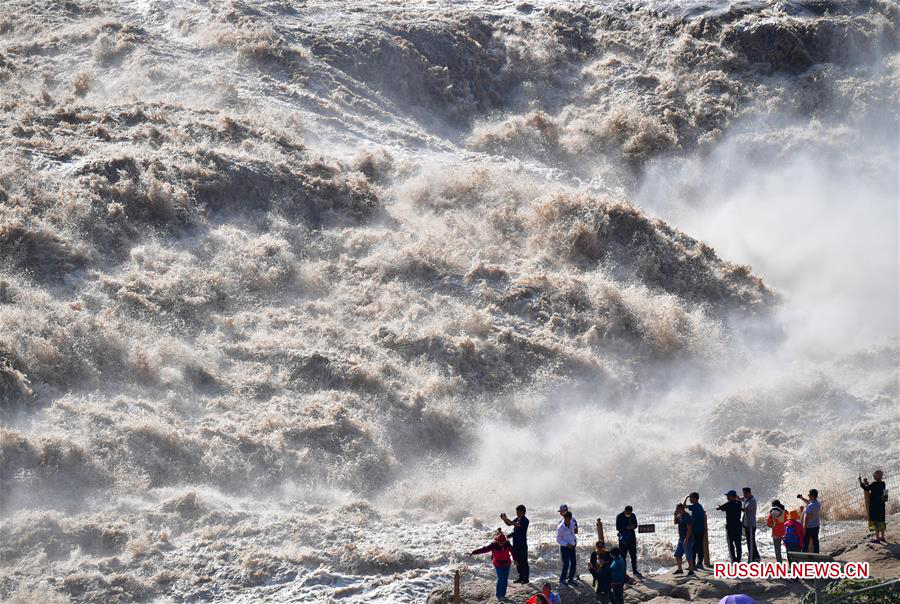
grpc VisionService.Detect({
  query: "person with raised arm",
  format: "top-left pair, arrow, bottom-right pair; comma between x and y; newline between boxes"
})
798,489 -> 821,553
859,469 -> 887,543
468,529 -> 517,600
500,504 -> 530,583
717,490 -> 743,562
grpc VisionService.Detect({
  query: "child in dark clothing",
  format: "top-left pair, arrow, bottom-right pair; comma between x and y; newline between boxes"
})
589,541 -> 612,604
609,546 -> 626,604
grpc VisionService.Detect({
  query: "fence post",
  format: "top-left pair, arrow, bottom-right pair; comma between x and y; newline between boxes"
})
596,517 -> 606,546
453,569 -> 460,604
703,511 -> 711,563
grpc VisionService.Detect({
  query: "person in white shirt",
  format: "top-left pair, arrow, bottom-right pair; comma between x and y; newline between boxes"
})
558,504 -> 579,534
557,506 -> 578,585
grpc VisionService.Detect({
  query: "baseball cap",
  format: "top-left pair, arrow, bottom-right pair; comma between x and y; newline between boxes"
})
724,490 -> 737,497
558,504 -> 569,513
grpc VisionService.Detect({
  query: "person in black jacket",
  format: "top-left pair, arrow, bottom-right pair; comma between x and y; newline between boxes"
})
860,470 -> 887,543
501,504 -> 530,583
717,490 -> 743,562
615,506 -> 642,577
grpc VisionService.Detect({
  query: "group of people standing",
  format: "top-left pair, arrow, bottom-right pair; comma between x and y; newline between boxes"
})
466,505 -> 531,600
557,503 -> 639,603
466,470 -> 889,603
466,503 -> 639,602
713,486 -> 820,566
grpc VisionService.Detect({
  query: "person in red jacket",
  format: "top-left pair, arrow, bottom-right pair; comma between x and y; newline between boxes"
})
469,530 -> 517,600
767,500 -> 787,562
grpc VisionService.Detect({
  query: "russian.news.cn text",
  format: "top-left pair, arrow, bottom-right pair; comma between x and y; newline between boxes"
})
713,562 -> 870,580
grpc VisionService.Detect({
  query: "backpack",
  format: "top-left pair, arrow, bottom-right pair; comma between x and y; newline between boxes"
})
784,522 -> 801,548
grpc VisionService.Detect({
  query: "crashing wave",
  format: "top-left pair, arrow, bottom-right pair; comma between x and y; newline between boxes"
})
0,0 -> 896,601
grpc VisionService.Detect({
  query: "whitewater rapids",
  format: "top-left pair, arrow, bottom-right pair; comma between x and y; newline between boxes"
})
0,0 -> 897,601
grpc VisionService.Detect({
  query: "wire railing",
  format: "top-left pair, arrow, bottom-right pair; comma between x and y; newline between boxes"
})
814,578 -> 900,604
710,467 -> 900,561
825,468 -> 900,521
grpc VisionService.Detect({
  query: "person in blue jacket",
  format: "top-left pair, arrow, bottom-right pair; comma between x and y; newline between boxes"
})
685,492 -> 706,570
609,546 -> 626,604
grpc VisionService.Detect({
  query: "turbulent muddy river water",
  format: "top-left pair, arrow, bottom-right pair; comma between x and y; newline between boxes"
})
0,0 -> 898,601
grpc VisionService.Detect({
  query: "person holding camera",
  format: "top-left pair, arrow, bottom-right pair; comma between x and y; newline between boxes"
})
717,490 -> 743,562
797,489 -> 821,553
859,470 -> 887,544
501,504 -> 530,583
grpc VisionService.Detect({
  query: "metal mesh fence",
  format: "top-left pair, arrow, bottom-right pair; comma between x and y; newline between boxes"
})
709,466 -> 900,561
523,511 -> 690,569
825,467 -> 900,521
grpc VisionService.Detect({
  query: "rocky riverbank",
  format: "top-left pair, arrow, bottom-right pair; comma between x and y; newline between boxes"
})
427,515 -> 900,603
